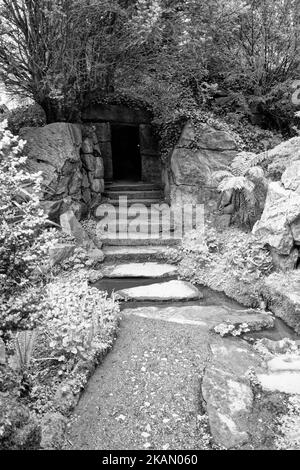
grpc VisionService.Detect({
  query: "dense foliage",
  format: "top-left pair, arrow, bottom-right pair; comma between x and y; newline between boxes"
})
3,104 -> 47,135
0,1 -> 299,132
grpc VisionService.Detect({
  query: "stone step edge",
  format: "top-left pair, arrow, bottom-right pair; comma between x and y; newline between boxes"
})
102,239 -> 181,247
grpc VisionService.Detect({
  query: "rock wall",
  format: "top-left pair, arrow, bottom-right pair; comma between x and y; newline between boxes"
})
81,125 -> 104,212
253,160 -> 300,271
169,121 -> 238,223
21,123 -> 104,221
262,271 -> 300,333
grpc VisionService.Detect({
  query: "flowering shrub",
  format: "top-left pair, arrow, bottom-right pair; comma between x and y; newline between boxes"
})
0,121 -> 53,332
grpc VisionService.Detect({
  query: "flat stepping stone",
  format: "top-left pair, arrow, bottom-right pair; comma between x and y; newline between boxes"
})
267,354 -> 300,372
102,262 -> 177,278
202,338 -> 265,449
116,280 -> 202,301
257,354 -> 300,395
258,372 -> 300,395
123,305 -> 274,330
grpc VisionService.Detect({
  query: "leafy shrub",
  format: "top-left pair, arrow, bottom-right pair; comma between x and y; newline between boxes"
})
222,114 -> 284,153
0,395 -> 41,450
4,104 -> 46,135
158,108 -> 243,162
177,228 -> 273,307
0,288 -> 46,337
25,273 -> 120,416
42,276 -> 119,363
0,121 -> 53,333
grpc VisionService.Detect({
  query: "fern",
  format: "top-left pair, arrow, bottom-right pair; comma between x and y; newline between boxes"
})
218,176 -> 255,193
246,166 -> 265,179
214,149 -> 267,229
213,170 -> 233,185
231,152 -> 257,176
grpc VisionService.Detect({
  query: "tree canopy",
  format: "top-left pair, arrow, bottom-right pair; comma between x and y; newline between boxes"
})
0,0 -> 299,130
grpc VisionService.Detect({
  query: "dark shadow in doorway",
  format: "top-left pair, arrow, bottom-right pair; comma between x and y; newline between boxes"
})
111,124 -> 141,181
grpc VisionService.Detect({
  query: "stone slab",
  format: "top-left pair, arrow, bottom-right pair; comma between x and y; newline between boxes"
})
123,305 -> 273,331
102,263 -> 178,279
116,280 -> 201,301
258,372 -> 300,395
202,337 -> 265,449
267,355 -> 300,372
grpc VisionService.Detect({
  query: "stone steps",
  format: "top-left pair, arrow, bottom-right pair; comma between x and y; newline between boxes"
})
105,182 -> 162,192
101,181 -> 182,256
102,198 -> 164,206
102,262 -> 178,278
101,223 -> 176,235
101,232 -> 181,246
95,206 -> 178,221
103,246 -> 170,262
103,190 -> 163,200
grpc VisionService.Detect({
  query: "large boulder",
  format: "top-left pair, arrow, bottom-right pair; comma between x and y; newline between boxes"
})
281,161 -> 300,192
202,337 -> 264,449
262,272 -> 300,334
170,122 -> 238,220
253,182 -> 300,255
21,123 -> 84,221
260,137 -> 300,180
253,161 -> 300,269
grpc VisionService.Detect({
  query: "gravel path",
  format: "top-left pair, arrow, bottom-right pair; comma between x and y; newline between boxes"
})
64,314 -> 211,450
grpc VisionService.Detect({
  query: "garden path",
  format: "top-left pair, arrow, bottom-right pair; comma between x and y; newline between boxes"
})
63,261 -> 278,450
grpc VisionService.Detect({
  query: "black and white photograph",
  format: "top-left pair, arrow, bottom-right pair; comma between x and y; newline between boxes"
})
0,0 -> 299,454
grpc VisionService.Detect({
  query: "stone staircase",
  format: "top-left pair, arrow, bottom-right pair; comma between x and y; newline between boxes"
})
97,181 -> 181,262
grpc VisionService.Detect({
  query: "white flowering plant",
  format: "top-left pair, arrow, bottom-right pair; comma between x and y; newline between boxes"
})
0,121 -> 51,332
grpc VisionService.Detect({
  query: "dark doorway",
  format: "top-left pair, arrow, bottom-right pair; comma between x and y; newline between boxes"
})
111,124 -> 141,181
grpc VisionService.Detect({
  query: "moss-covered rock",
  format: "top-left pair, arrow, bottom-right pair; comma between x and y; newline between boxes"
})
263,271 -> 300,333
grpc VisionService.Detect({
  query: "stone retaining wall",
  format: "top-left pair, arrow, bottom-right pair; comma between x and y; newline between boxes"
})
21,123 -> 105,221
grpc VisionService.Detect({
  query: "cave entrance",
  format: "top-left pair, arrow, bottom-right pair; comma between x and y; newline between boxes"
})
111,124 -> 141,181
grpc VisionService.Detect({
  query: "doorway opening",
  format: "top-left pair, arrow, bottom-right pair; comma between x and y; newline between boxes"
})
111,124 -> 141,181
